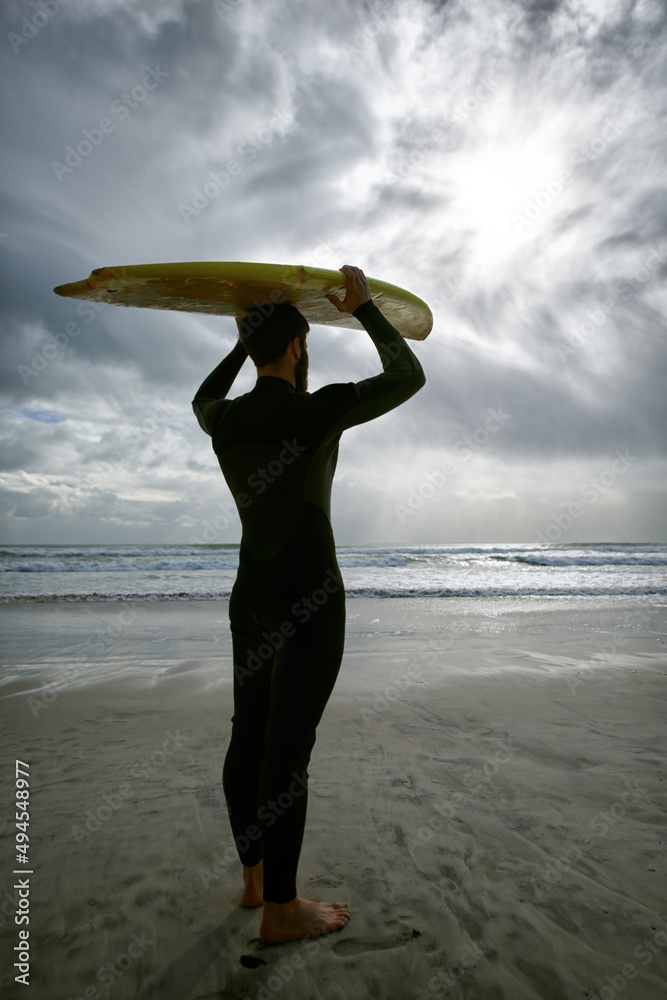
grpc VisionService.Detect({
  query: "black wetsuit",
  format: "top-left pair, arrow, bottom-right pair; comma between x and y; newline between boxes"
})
192,299 -> 425,903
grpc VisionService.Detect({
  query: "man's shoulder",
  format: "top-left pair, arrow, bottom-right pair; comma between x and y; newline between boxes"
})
299,381 -> 357,403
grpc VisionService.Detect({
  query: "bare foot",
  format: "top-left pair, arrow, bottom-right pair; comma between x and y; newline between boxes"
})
240,860 -> 263,908
260,896 -> 351,944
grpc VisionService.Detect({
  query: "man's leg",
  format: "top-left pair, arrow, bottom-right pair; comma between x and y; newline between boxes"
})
222,623 -> 274,875
256,584 -> 352,942
258,596 -> 345,903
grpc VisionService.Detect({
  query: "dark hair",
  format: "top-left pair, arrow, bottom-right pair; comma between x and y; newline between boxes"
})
239,302 -> 309,367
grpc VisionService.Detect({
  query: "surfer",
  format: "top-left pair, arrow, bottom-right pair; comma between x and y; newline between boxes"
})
192,265 -> 425,943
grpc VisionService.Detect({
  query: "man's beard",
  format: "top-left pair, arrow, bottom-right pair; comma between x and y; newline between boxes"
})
294,340 -> 309,392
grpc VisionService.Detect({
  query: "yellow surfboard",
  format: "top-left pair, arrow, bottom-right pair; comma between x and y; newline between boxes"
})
53,261 -> 432,340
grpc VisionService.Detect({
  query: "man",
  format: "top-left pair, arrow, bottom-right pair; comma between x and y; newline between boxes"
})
192,264 -> 425,943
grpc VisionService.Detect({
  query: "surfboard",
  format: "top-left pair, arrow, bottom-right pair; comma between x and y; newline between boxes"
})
53,261 -> 432,340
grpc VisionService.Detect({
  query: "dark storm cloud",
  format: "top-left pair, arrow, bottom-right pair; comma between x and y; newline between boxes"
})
1,0 -> 666,542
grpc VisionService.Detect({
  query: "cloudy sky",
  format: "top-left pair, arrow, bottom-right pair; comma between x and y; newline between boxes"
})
1,0 -> 666,546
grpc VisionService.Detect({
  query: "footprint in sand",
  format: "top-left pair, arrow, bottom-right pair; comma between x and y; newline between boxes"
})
332,919 -> 421,957
308,873 -> 345,888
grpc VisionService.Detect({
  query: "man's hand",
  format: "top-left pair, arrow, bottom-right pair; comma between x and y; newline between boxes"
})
325,264 -> 371,314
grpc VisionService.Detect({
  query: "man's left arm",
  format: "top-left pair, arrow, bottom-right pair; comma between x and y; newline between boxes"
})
309,299 -> 426,441
192,336 -> 248,436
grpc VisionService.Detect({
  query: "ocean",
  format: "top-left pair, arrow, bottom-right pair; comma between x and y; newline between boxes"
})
1,542 -> 666,602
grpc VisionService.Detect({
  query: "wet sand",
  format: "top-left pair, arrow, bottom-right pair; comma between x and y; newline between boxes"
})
0,596 -> 665,999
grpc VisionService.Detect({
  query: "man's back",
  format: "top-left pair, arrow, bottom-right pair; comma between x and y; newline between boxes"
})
195,300 -> 425,560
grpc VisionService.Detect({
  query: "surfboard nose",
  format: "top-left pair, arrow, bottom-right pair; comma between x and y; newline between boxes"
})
54,278 -> 91,297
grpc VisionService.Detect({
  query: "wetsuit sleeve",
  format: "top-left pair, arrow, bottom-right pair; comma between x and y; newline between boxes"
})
311,299 -> 426,437
192,339 -> 249,436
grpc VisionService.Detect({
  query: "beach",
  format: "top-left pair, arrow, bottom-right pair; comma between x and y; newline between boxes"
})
1,595 -> 666,1000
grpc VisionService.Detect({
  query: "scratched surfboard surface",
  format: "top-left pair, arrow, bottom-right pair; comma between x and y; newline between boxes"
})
54,261 -> 433,340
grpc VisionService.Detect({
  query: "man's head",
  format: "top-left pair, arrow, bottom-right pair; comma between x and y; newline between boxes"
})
239,302 -> 310,391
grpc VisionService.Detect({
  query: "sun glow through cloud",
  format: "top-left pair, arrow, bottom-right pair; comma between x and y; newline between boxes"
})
448,143 -> 565,276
